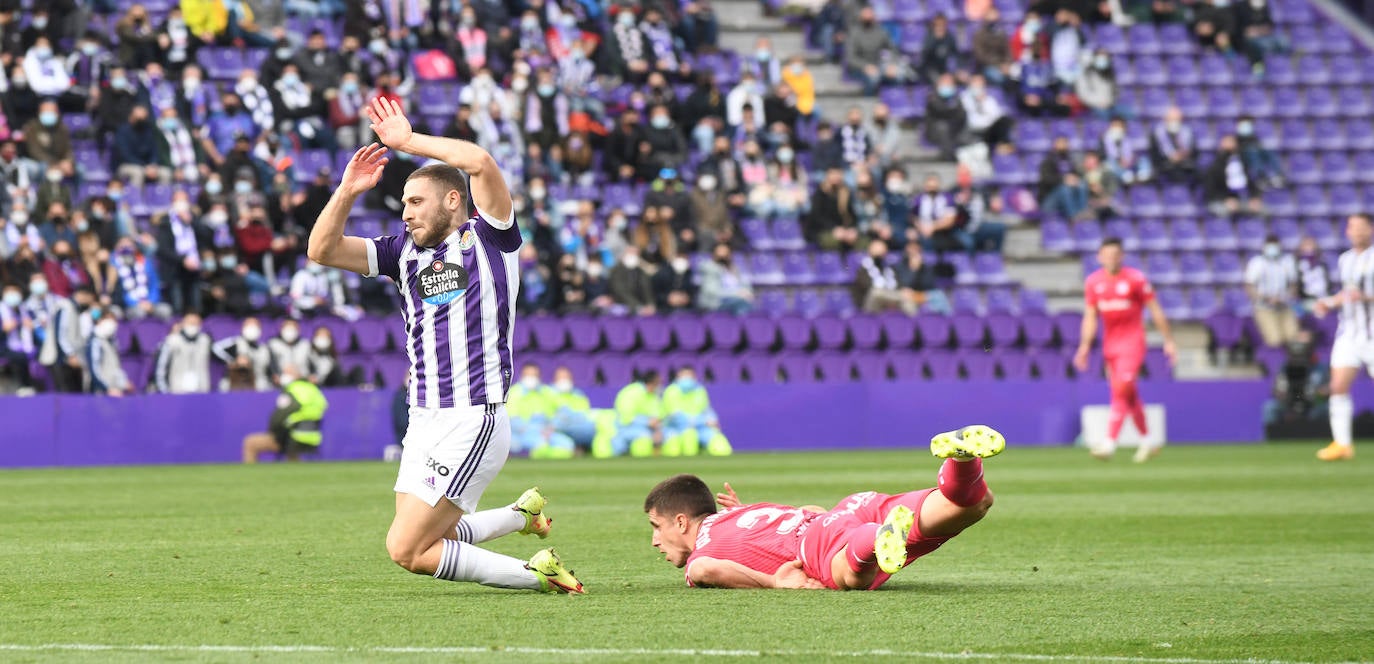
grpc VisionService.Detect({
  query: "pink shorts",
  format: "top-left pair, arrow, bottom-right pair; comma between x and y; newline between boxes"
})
1104,349 -> 1144,384
798,489 -> 951,590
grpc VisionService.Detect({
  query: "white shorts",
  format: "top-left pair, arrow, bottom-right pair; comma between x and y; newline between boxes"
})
1330,335 -> 1374,376
394,403 -> 511,513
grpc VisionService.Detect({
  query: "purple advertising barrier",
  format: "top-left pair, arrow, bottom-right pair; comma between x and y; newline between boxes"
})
1,380 -> 1280,469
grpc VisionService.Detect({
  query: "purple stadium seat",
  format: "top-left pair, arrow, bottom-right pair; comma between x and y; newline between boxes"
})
951,314 -> 986,349
1138,219 -> 1172,252
773,218 -> 806,251
1287,152 -> 1321,186
1207,312 -> 1246,349
1262,188 -> 1297,217
1142,349 -> 1174,381
1271,217 -> 1302,248
1265,56 -> 1299,86
1212,252 -> 1245,285
1153,287 -> 1186,320
998,352 -> 1032,380
1030,349 -> 1071,381
946,253 -> 975,285
1017,119 -> 1052,152
638,317 -> 672,352
1095,23 -> 1128,55
813,352 -> 852,383
197,47 -> 243,80
1357,152 -> 1374,184
1274,87 -> 1306,119
1073,221 -> 1103,253
985,313 -> 1020,347
973,254 -> 1008,284
1239,87 -> 1273,118
1306,87 -> 1339,121
1318,22 -> 1354,54
202,316 -> 239,341
1020,313 -> 1053,348
130,319 -> 171,355
885,350 -> 919,381
566,317 -> 602,353
1205,86 -> 1240,119
1146,253 -> 1180,286
1323,153 -> 1356,185
916,315 -> 952,349
742,317 -> 778,350
1303,217 -> 1339,251
1331,184 -> 1362,216
812,253 -> 847,285
1171,218 -> 1206,252
742,354 -> 782,384
985,288 -> 1017,315
924,351 -> 960,380
952,288 -> 983,315
1128,23 -> 1163,55
603,319 -> 637,352
814,318 -> 847,349
1041,219 -> 1074,253
749,253 -> 785,286
1234,217 -> 1268,251
703,354 -> 744,384
1104,218 -> 1139,251
528,317 -> 568,352
374,355 -> 410,388
1166,55 -> 1201,86
881,314 -> 918,349
740,218 -> 774,250
599,357 -> 635,387
960,351 -> 998,381
1178,253 -> 1212,286
851,352 -> 890,381
1201,217 -> 1238,252
310,318 -> 351,352
777,315 -> 812,350
705,315 -> 743,350
850,315 -> 882,350
795,289 -> 825,318
1128,186 -> 1164,218
824,289 -> 856,317
757,290 -> 791,316
1054,311 -> 1083,348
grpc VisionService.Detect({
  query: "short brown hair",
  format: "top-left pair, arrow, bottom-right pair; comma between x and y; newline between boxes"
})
407,164 -> 470,210
644,474 -> 717,520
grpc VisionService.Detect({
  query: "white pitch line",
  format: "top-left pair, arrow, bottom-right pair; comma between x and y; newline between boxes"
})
0,643 -> 1363,664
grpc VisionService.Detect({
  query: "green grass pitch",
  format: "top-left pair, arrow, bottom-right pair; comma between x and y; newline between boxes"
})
1,445 -> 1371,663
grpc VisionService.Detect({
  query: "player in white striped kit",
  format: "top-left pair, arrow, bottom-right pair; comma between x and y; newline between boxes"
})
307,98 -> 584,593
1312,213 -> 1374,461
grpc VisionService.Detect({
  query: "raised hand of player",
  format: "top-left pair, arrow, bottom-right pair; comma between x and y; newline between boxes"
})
772,560 -> 825,590
339,143 -> 389,198
366,97 -> 413,151
715,482 -> 741,509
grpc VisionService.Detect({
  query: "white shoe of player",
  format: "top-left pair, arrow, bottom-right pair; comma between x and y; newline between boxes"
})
1133,442 -> 1162,463
1090,439 -> 1117,461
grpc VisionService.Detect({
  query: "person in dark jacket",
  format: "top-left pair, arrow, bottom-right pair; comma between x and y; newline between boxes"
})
112,105 -> 171,186
924,73 -> 968,161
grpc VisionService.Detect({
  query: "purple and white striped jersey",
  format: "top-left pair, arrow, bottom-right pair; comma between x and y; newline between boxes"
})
364,207 -> 522,408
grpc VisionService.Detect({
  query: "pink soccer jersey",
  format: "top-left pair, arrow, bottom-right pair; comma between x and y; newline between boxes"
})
683,503 -> 819,587
1084,266 -> 1154,354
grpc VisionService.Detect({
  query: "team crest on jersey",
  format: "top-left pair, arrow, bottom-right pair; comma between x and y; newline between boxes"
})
417,259 -> 469,305
458,230 -> 476,251
1116,282 -> 1129,295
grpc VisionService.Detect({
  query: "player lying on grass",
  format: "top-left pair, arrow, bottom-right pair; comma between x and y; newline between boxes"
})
643,425 -> 1004,590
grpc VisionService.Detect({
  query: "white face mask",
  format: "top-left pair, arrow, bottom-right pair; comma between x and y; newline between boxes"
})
2,292 -> 21,307
313,336 -> 332,351
182,325 -> 201,337
96,319 -> 118,339
623,255 -> 641,269
280,327 -> 300,343
553,379 -> 573,392
672,257 -> 690,273
520,375 -> 539,390
242,326 -> 261,342
1264,244 -> 1281,258
698,175 -> 717,191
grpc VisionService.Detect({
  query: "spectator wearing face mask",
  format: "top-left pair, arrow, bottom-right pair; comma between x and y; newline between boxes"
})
1237,0 -> 1286,71
206,250 -> 254,317
116,5 -> 159,67
67,34 -> 116,112
845,6 -> 897,95
111,238 -> 167,320
523,68 -> 569,152
157,108 -> 202,184
42,238 -> 92,298
22,37 -> 72,98
653,255 -> 697,313
328,72 -> 368,149
34,167 -> 73,219
114,105 -> 174,187
1075,49 -> 1127,119
39,285 -> 96,393
972,9 -> 1013,85
1150,107 -> 1197,184
1234,115 -> 1283,189
1048,10 -> 1086,85
925,74 -> 968,161
1205,134 -> 1263,216
854,239 -> 915,315
726,74 -> 765,132
22,274 -> 58,345
961,75 -> 1014,154
289,261 -> 356,320
697,243 -> 754,315
662,367 -> 732,457
154,313 -> 212,394
270,63 -> 332,150
1246,235 -> 1301,348
689,173 -> 734,252
155,193 -> 210,314
507,363 -> 558,457
1100,118 -> 1151,186
267,320 -> 309,384
85,315 -> 130,396
609,247 -> 656,316
204,95 -> 257,166
1194,0 -> 1239,51
918,14 -> 960,85
213,316 -> 273,391
21,100 -> 75,180
0,282 -> 37,395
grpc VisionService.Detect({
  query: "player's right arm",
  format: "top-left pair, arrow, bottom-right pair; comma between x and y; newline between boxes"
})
1074,303 -> 1098,372
306,143 -> 390,276
366,97 -> 513,226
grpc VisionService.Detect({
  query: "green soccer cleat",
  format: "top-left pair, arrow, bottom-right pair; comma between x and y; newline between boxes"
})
931,425 -> 1006,461
527,548 -> 586,594
875,505 -> 915,575
514,487 -> 551,539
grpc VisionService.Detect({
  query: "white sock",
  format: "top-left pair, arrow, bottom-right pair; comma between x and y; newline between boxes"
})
1330,393 -> 1354,448
433,539 -> 542,590
453,506 -> 526,544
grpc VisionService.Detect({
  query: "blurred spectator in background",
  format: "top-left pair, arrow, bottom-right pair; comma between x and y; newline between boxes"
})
1038,136 -> 1088,219
1151,107 -> 1198,183
744,37 -> 782,88
241,366 -> 328,464
634,207 -> 677,268
962,74 -> 1014,154
845,6 -> 897,95
952,172 -> 1007,253
116,4 -> 159,67
22,37 -> 72,99
688,172 -> 734,251
295,29 -> 343,90
807,167 -> 858,253
662,366 -> 731,457
76,231 -> 116,312
925,73 -> 967,161
697,243 -> 753,315
781,56 -> 816,120
114,237 -> 167,320
1205,134 -> 1263,216
34,168 -> 73,222
154,312 -> 211,394
39,284 -> 93,393
157,6 -> 198,76
158,107 -> 201,184
1100,117 -> 1151,186
1294,236 -> 1330,312
549,366 -> 596,455
914,173 -> 958,250
854,239 -> 914,315
508,363 -> 559,458
917,14 -> 959,85
1075,49 -> 1127,119
1235,114 -> 1284,189
1238,0 -> 1287,72
267,319 -> 309,385
837,107 -> 871,166
598,369 -> 664,458
812,0 -> 846,59
289,261 -> 355,319
867,103 -> 901,168
212,316 -> 272,391
1081,151 -> 1121,219
85,315 -> 129,396
653,254 -> 696,314
206,247 -> 254,316
1246,234 -> 1301,348
609,245 -> 655,316
1018,50 -> 1069,117
972,9 -> 1012,84
1193,0 -> 1239,51
307,325 -> 358,387
114,105 -> 173,186
156,192 -> 209,314
0,281 -> 36,394
22,100 -> 75,181
1049,9 -> 1086,86
896,242 -> 951,315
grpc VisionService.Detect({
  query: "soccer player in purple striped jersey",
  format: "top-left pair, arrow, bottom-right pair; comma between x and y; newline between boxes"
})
307,98 -> 584,594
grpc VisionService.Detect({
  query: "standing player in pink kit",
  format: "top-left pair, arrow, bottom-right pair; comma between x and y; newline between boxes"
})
1074,238 -> 1177,462
643,425 -> 1003,591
